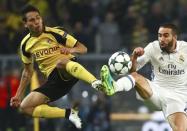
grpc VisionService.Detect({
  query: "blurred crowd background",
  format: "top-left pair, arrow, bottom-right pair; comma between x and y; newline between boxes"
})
0,0 -> 187,131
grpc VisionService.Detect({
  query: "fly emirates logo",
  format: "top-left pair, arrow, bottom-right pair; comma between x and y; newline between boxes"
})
159,64 -> 185,75
34,46 -> 60,58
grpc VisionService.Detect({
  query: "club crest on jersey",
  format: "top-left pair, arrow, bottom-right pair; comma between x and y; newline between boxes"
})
47,39 -> 52,44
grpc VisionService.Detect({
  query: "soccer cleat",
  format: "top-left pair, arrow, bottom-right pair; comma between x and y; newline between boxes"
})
69,109 -> 82,129
100,65 -> 116,96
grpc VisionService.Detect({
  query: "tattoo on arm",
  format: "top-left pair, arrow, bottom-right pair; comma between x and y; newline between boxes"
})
22,73 -> 29,80
22,68 -> 32,81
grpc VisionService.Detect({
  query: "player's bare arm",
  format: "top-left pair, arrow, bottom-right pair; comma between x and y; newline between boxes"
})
10,64 -> 33,107
130,47 -> 144,72
60,41 -> 87,55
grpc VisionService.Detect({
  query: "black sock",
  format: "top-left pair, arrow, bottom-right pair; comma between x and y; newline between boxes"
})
65,109 -> 71,119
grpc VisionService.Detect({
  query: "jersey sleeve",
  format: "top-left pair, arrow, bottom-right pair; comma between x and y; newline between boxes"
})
19,51 -> 32,64
51,27 -> 78,48
19,36 -> 33,64
65,34 -> 77,48
136,42 -> 153,70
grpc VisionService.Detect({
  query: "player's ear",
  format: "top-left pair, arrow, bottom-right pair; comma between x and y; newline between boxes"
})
172,30 -> 177,40
173,34 -> 177,41
23,22 -> 28,28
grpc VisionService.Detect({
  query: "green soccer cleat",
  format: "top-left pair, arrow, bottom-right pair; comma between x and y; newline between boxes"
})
100,65 -> 116,96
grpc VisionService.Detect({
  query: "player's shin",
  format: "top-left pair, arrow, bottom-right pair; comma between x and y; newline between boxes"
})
115,75 -> 135,92
32,104 -> 67,118
66,61 -> 98,84
32,104 -> 82,129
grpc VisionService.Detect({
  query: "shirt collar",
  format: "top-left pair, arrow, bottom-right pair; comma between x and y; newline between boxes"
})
174,41 -> 179,52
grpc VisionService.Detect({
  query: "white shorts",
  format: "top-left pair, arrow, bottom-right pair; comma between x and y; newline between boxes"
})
136,79 -> 187,118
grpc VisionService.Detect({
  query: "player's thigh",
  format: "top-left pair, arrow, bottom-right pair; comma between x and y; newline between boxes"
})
131,72 -> 153,98
21,91 -> 49,108
136,81 -> 163,110
167,112 -> 187,131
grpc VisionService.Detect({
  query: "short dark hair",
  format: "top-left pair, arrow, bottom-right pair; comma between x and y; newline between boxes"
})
159,23 -> 178,35
21,5 -> 40,21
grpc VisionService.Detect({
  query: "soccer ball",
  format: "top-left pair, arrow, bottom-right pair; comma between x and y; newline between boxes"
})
108,51 -> 132,76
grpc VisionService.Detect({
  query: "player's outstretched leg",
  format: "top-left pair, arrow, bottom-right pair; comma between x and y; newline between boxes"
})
32,104 -> 82,129
100,65 -> 116,95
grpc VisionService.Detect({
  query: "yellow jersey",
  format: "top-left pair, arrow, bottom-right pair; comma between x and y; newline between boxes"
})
19,26 -> 77,77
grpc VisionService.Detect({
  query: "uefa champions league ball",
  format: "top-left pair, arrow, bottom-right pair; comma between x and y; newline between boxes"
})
108,51 -> 132,76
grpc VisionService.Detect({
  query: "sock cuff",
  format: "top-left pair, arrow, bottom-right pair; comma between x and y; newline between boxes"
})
65,109 -> 71,119
91,80 -> 101,89
127,75 -> 135,88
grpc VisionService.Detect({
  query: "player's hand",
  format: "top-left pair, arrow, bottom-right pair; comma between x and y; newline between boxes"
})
10,96 -> 21,108
132,47 -> 144,57
60,47 -> 74,55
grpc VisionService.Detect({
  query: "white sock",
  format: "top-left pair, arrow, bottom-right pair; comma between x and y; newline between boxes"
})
91,80 -> 102,90
115,75 -> 135,92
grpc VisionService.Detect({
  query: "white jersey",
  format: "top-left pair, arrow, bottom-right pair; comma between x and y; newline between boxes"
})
137,40 -> 187,94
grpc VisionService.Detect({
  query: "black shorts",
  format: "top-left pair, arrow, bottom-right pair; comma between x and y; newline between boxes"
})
34,68 -> 79,102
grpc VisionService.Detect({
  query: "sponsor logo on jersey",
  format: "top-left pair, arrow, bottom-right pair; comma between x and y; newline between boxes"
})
158,64 -> 185,75
34,46 -> 60,58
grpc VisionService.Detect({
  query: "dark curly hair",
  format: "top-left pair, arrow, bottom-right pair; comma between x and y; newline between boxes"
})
21,5 -> 40,22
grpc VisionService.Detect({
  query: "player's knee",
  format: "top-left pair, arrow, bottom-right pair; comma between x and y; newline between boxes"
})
19,104 -> 26,114
56,58 -> 69,69
171,122 -> 187,131
172,126 -> 186,131
131,72 -> 139,81
131,72 -> 152,99
20,102 -> 27,112
20,102 -> 33,115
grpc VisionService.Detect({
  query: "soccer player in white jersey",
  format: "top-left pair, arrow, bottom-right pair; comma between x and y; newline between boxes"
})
101,23 -> 187,131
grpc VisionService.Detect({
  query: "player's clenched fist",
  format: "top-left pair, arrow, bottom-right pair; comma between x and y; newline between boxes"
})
10,96 -> 21,108
60,47 -> 73,55
133,47 -> 144,57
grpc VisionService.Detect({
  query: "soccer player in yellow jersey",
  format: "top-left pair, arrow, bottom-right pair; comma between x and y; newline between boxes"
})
10,5 -> 103,129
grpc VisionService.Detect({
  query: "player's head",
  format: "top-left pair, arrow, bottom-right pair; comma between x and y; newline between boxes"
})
21,5 -> 43,35
158,23 -> 178,53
